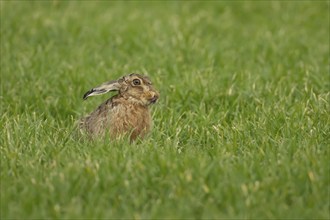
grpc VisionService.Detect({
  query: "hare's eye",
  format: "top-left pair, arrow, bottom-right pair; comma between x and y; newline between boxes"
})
133,79 -> 141,86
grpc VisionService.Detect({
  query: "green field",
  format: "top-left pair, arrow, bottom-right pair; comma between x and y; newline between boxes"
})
1,1 -> 329,219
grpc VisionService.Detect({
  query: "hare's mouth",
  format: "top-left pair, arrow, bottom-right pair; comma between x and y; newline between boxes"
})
149,96 -> 158,104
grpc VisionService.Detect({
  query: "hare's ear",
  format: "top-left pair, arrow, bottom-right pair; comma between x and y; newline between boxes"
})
83,80 -> 121,100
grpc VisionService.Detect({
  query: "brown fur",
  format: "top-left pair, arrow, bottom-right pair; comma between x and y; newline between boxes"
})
80,73 -> 159,141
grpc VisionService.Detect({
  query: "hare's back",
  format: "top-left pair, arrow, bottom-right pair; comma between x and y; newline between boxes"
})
80,98 -> 115,135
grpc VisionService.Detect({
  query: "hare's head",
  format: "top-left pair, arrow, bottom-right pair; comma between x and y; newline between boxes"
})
83,73 -> 159,106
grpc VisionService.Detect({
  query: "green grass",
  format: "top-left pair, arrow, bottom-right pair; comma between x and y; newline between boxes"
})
1,1 -> 329,219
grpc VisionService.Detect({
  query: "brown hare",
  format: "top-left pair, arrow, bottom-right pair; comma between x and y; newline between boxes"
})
80,73 -> 159,141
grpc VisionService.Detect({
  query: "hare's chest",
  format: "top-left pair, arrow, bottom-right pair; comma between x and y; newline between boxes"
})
109,104 -> 151,139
